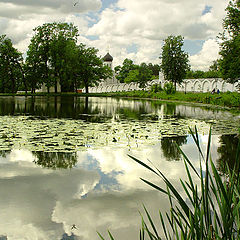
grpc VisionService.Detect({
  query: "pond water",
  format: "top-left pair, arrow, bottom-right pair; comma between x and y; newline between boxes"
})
0,96 -> 239,240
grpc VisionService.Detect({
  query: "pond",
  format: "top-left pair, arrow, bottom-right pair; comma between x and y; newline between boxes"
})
0,96 -> 239,240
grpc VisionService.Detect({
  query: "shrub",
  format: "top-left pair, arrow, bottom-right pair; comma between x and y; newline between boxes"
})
163,82 -> 176,94
151,84 -> 163,93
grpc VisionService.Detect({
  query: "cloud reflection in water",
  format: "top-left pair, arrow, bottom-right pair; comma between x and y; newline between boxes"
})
0,134 -> 223,239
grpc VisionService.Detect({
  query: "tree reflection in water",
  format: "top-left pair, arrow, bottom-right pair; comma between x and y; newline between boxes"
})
0,150 -> 11,158
217,134 -> 239,174
33,151 -> 78,169
161,136 -> 187,161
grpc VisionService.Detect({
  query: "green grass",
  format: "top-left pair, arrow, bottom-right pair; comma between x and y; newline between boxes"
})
106,91 -> 240,109
98,127 -> 240,240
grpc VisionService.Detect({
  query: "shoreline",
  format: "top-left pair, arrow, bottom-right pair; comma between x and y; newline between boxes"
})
0,90 -> 239,111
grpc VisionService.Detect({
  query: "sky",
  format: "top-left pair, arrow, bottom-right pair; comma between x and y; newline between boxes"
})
0,0 -> 230,70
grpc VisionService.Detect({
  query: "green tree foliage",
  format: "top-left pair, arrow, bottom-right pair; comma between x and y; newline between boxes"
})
219,0 -> 240,83
186,67 -> 221,79
137,62 -> 153,88
0,35 -> 23,93
115,59 -> 158,87
160,35 -> 190,89
26,22 -> 78,93
163,82 -> 176,94
219,36 -> 240,82
25,22 -> 110,93
75,45 -> 112,93
150,83 -> 163,93
147,63 -> 160,77
124,69 -> 139,83
114,58 -> 138,83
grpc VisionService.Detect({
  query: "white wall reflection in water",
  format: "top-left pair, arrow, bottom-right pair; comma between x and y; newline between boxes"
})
0,134 -> 223,240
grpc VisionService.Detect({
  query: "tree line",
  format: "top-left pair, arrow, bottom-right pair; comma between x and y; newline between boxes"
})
0,0 -> 239,93
0,23 -> 112,94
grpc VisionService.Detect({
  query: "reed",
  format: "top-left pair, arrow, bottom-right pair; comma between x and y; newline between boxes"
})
98,127 -> 240,239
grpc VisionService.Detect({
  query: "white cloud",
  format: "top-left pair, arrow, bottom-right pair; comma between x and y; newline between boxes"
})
0,0 -> 230,71
189,39 -> 220,70
87,0 -> 228,68
0,0 -> 102,16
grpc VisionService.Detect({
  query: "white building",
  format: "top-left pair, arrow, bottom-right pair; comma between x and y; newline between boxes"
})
101,52 -> 119,85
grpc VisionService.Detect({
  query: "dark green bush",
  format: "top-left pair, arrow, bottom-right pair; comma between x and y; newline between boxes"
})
150,84 -> 163,93
163,82 -> 176,94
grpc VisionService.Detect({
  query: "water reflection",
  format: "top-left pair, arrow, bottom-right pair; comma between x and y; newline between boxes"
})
217,134 -> 239,174
33,152 -> 78,169
161,136 -> 187,161
0,134 -> 223,240
61,233 -> 78,240
0,96 -> 239,123
0,132 -> 238,239
0,96 -> 239,239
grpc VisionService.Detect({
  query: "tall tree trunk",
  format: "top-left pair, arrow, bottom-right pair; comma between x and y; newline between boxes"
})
74,77 -> 77,93
10,69 -> 15,93
54,70 -> 58,93
16,62 -> 27,94
55,79 -> 58,93
85,83 -> 89,94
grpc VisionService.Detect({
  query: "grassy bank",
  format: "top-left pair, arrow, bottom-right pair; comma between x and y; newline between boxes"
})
106,91 -> 240,109
1,90 -> 240,109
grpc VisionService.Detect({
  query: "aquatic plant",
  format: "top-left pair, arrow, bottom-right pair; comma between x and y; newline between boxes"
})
98,127 -> 240,239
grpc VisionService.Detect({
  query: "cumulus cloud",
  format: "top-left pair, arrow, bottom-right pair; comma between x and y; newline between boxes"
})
0,0 -> 102,16
189,39 -> 220,70
86,0 -> 228,67
0,0 -> 229,70
0,0 -> 100,53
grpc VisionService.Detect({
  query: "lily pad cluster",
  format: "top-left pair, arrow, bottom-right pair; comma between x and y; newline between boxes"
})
0,115 -> 238,152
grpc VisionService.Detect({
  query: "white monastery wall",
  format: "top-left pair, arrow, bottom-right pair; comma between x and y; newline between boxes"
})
86,78 -> 239,93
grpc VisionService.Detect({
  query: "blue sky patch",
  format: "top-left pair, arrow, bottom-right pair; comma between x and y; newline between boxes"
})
183,40 -> 204,55
101,0 -> 118,10
202,5 -> 212,15
127,43 -> 138,54
86,35 -> 100,41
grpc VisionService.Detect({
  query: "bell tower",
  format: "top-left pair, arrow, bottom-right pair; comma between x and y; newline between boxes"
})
103,52 -> 113,70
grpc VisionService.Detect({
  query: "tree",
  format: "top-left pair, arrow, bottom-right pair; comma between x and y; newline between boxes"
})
219,0 -> 240,83
160,35 -> 190,89
137,62 -> 153,88
124,69 -> 139,83
0,35 -> 23,93
76,45 -> 112,93
114,58 -> 138,83
185,65 -> 221,79
147,63 -> 160,77
26,22 -> 78,93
